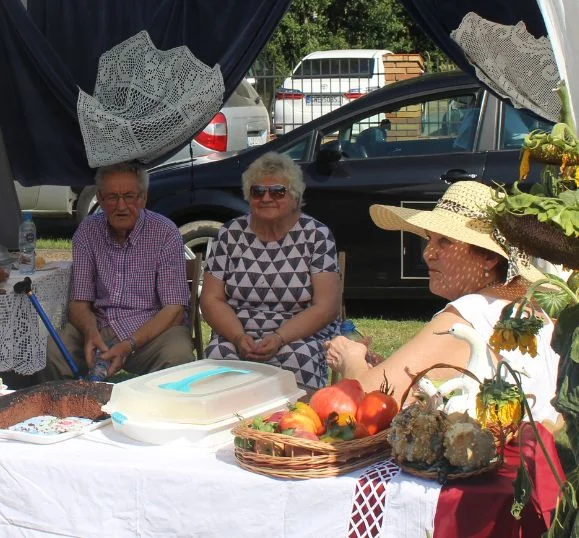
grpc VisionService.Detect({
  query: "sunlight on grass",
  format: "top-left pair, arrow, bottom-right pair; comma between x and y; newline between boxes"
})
37,238 -> 73,250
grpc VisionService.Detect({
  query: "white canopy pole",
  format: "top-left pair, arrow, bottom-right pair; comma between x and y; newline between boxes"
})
537,0 -> 579,129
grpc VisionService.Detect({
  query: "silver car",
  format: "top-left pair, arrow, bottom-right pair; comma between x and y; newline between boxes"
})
15,78 -> 270,222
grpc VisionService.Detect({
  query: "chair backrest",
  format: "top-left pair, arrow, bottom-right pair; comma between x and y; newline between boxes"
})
329,251 -> 347,386
185,256 -> 204,359
338,250 -> 346,321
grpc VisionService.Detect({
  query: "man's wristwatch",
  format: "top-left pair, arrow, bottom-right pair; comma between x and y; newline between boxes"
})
125,336 -> 137,356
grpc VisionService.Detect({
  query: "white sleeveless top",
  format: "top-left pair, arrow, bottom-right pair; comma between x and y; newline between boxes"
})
441,294 -> 560,423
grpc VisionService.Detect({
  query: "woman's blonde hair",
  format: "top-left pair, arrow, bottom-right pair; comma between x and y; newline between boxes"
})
241,152 -> 306,207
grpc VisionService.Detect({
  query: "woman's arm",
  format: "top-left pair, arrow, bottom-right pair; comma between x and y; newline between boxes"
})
275,271 -> 341,343
248,271 -> 341,361
328,309 -> 474,404
200,272 -> 250,347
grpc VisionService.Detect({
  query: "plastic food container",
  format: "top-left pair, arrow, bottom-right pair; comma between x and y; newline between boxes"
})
102,360 -> 306,446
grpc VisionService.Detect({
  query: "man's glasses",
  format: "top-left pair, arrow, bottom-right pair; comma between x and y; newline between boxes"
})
249,184 -> 288,200
100,192 -> 142,206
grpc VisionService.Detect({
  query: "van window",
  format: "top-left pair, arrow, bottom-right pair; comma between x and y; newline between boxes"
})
294,58 -> 375,78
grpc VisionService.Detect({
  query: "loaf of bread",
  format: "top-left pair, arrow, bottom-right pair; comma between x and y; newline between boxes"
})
0,380 -> 112,429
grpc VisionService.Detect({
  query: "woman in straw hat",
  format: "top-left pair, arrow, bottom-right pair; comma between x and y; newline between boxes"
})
325,181 -> 561,429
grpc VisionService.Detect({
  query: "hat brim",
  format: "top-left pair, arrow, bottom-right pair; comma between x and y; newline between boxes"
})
369,204 -> 545,283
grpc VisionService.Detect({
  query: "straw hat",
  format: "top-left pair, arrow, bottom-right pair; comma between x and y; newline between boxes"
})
369,181 -> 545,283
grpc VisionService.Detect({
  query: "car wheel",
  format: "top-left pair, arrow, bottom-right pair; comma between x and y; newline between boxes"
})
179,220 -> 223,257
75,186 -> 98,224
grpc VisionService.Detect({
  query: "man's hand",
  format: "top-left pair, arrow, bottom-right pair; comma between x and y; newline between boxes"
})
84,331 -> 110,369
99,341 -> 132,377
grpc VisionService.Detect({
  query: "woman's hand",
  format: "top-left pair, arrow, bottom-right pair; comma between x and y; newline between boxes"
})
324,336 -> 370,376
246,334 -> 283,362
233,333 -> 261,360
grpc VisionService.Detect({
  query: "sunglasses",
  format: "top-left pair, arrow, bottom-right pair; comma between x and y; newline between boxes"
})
249,184 -> 288,200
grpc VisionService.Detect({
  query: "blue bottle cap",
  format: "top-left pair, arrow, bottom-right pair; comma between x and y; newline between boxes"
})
22,212 -> 33,221
340,319 -> 355,333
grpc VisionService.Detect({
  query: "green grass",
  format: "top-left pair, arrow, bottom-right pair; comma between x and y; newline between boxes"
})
37,238 -> 72,250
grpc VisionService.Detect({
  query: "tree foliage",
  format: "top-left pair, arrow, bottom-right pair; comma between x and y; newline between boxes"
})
257,0 -> 446,78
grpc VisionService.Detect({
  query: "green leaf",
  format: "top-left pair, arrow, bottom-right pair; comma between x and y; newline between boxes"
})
572,328 -> 579,364
511,462 -> 533,520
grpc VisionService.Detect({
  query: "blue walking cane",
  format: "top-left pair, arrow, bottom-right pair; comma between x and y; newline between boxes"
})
13,277 -> 81,379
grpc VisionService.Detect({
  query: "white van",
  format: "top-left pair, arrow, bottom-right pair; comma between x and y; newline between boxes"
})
272,49 -> 392,135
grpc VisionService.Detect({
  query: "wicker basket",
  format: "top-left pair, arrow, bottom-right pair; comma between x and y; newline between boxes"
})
398,452 -> 503,484
232,419 -> 391,479
400,363 -> 519,447
394,363 -> 508,483
495,212 -> 579,269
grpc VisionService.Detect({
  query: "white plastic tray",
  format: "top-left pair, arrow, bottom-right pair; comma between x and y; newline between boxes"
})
0,417 -> 111,445
106,395 -> 301,447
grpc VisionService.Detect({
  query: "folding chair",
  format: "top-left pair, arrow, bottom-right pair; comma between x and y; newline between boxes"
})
185,256 -> 204,360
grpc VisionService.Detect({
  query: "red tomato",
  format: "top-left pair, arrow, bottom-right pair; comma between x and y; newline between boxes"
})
354,422 -> 370,439
356,388 -> 398,435
309,378 -> 365,422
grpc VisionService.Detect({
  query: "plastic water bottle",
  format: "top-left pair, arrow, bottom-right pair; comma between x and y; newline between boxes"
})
18,212 -> 36,274
340,319 -> 364,342
86,349 -> 109,382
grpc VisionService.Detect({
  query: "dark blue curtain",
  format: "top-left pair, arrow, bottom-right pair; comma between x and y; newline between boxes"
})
398,1 -> 548,86
0,0 -> 291,187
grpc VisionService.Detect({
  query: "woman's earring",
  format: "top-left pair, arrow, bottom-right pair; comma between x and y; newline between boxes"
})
484,268 -> 489,277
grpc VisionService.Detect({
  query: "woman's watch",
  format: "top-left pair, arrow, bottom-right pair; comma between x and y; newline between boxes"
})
124,336 -> 137,356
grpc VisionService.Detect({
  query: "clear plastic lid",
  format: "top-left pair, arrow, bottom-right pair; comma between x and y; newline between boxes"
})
0,245 -> 12,265
105,359 -> 305,425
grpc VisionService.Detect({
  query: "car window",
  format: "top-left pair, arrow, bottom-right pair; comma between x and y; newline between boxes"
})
319,91 -> 481,158
280,138 -> 308,161
294,58 -> 374,78
500,105 -> 553,150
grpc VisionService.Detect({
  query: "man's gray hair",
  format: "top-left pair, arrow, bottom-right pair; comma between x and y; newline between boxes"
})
241,152 -> 306,207
95,161 -> 149,192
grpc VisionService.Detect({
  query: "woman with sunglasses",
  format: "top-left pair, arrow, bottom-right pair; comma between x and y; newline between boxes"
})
200,152 -> 341,390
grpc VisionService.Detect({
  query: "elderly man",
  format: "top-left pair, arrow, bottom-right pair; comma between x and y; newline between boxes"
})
38,161 -> 193,381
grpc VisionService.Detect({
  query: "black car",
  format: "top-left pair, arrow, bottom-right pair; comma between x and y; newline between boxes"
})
146,71 -> 552,300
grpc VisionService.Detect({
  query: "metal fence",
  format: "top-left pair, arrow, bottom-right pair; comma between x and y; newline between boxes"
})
250,55 -> 456,135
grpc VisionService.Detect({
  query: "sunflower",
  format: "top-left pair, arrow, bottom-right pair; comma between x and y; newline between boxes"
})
476,378 -> 524,430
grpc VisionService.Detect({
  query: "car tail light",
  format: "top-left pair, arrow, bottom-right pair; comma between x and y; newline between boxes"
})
344,87 -> 379,100
275,88 -> 304,100
343,91 -> 365,100
194,112 -> 227,152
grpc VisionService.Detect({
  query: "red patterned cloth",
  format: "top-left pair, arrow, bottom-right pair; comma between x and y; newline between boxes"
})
348,459 -> 401,537
434,423 -> 564,538
348,423 -> 564,538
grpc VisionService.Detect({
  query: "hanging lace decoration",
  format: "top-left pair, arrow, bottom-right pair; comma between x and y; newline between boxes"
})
77,31 -> 224,168
451,12 -> 560,123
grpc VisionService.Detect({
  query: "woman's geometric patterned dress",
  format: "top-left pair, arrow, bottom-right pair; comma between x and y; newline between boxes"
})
204,213 -> 340,389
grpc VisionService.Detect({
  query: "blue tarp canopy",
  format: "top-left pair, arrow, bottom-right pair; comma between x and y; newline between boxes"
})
0,0 -> 291,187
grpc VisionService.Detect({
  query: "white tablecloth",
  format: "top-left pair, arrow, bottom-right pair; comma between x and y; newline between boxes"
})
0,424 -> 440,538
0,262 -> 72,374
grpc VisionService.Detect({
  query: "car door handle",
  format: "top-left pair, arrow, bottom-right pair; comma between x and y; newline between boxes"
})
440,169 -> 480,183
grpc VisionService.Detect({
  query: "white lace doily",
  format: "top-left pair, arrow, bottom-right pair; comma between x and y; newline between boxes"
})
0,263 -> 72,375
77,30 -> 225,168
451,12 -> 561,123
